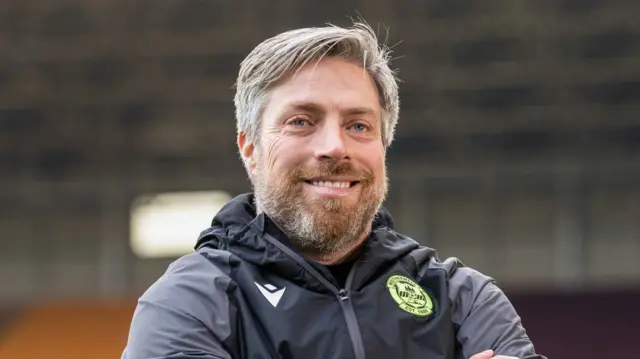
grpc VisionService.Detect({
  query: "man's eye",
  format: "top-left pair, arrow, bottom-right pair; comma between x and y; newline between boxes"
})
351,123 -> 368,132
291,117 -> 309,127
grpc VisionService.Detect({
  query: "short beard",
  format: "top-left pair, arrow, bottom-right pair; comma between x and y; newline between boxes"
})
253,159 -> 387,259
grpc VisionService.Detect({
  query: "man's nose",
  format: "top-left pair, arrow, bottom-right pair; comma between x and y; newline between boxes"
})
313,122 -> 349,162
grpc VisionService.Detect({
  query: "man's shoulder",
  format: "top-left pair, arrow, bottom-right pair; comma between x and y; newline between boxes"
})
418,251 -> 508,329
160,248 -> 234,283
444,260 -> 495,304
406,246 -> 495,303
139,248 -> 235,307
422,253 -> 546,358
124,249 -> 237,358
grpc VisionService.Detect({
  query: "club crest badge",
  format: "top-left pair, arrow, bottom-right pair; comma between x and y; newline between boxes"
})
386,275 -> 434,317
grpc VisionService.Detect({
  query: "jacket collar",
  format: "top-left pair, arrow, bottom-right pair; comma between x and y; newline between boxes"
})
195,193 -> 420,291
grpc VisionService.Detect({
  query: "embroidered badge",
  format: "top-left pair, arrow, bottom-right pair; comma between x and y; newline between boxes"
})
386,275 -> 434,317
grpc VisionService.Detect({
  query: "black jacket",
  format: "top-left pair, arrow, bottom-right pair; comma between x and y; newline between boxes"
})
122,193 -> 546,359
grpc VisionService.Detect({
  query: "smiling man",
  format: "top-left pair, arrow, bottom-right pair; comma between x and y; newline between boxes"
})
244,55 -> 388,265
122,22 -> 547,359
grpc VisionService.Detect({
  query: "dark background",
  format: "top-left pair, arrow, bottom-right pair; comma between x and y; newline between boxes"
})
0,0 -> 638,358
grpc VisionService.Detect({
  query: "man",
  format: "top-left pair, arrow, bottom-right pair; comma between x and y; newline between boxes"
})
122,22 -> 546,359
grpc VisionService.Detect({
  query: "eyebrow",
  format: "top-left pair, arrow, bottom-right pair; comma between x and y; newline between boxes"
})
284,101 -> 377,117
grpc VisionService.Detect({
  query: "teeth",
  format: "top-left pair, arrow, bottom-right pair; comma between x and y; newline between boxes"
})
311,181 -> 351,188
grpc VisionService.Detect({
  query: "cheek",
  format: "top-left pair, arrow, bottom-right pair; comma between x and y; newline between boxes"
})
363,147 -> 386,175
261,136 -> 297,174
375,158 -> 387,183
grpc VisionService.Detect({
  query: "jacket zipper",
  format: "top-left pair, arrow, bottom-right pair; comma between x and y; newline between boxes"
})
337,269 -> 366,359
262,234 -> 367,359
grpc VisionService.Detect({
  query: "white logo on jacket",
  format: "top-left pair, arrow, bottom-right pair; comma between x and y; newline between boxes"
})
255,282 -> 286,307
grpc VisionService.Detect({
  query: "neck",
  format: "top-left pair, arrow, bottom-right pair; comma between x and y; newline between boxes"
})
304,231 -> 369,265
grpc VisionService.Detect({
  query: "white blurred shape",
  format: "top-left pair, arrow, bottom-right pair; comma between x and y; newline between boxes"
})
130,190 -> 232,258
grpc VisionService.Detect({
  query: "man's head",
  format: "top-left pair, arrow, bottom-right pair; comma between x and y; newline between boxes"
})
234,22 -> 400,260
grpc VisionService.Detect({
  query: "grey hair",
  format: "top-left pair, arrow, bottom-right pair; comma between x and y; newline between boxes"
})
234,22 -> 400,151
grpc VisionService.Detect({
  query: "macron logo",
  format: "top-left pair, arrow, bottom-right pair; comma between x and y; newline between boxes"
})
255,282 -> 286,307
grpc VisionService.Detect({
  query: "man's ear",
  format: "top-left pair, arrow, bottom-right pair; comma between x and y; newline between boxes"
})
237,131 -> 257,173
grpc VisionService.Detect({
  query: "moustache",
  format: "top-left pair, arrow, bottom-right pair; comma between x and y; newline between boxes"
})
291,161 -> 375,184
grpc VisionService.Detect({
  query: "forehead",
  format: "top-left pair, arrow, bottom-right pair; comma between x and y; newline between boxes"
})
265,57 -> 382,117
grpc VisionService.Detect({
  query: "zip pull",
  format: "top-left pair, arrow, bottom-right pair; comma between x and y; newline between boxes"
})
337,289 -> 349,301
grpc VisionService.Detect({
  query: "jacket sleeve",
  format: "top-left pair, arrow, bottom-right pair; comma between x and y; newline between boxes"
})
448,265 -> 547,359
122,252 -> 234,359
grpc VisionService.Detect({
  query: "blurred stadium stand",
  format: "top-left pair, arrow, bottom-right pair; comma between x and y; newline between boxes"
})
0,301 -> 134,359
0,0 -> 638,357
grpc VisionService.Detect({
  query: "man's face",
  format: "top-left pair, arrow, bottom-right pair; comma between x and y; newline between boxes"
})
239,57 -> 388,256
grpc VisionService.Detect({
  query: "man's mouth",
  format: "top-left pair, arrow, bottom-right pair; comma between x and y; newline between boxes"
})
304,180 -> 359,188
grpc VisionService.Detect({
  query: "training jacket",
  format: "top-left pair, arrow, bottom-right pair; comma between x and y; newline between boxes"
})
122,193 -> 546,359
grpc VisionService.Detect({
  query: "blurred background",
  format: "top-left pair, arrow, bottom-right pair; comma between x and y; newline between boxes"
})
0,0 -> 638,358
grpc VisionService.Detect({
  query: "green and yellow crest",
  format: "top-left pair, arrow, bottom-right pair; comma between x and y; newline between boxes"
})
386,275 -> 434,317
